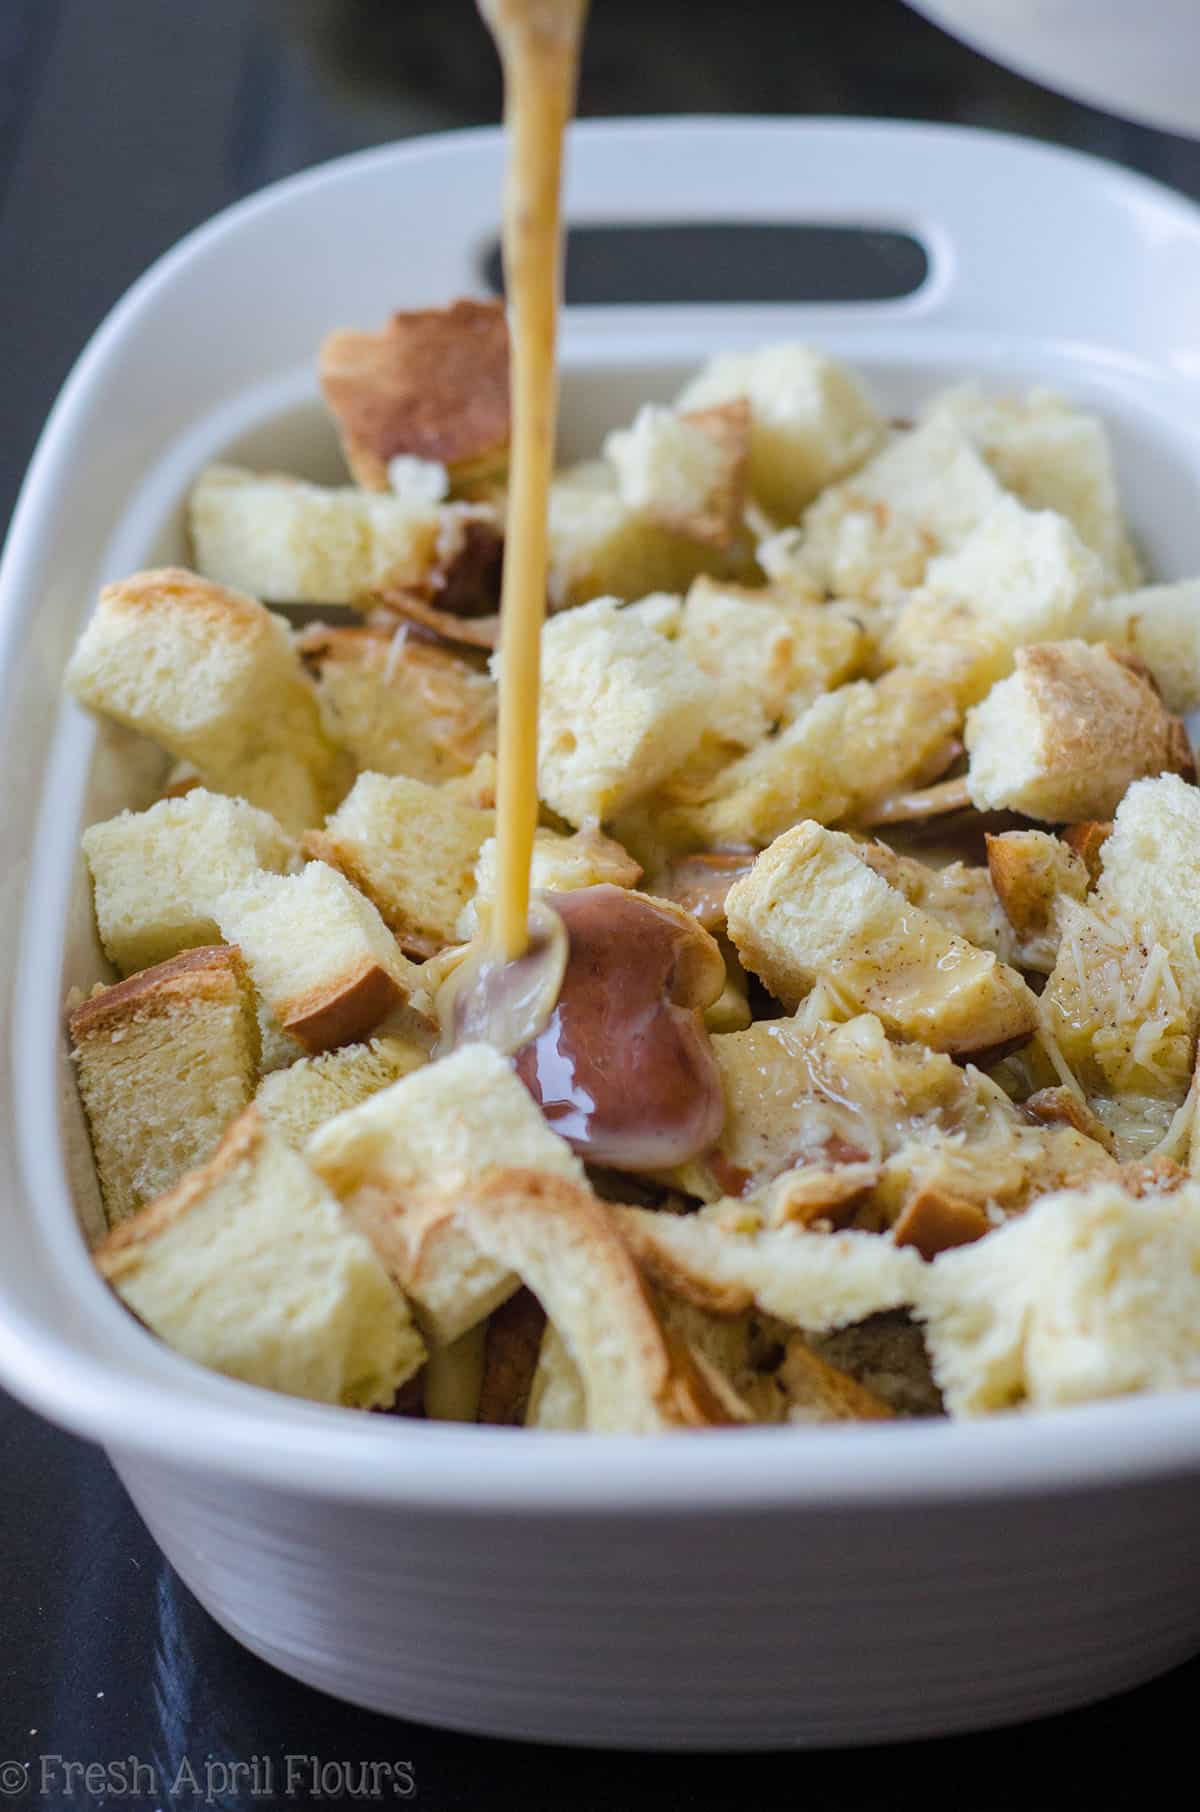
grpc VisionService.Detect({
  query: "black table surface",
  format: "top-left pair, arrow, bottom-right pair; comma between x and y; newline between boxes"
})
4,4 -> 1200,1806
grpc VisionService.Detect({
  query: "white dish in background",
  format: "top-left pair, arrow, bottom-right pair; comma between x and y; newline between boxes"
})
3,119 -> 1200,1748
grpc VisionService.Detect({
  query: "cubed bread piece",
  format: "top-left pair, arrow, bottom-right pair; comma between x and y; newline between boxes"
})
676,342 -> 885,520
985,830 -> 1089,960
308,770 -> 493,955
306,1044 -> 585,1344
1088,580 -> 1200,712
854,842 -> 1019,965
459,826 -> 641,938
546,462 -> 756,609
920,496 -> 1105,645
790,414 -> 1004,604
604,400 -> 750,547
536,597 -> 716,825
297,625 -> 497,784
965,641 -> 1193,820
254,1035 -> 428,1148
922,385 -> 1140,588
320,299 -> 510,491
64,567 -> 342,833
614,1202 -> 925,1332
83,789 -> 297,974
918,1179 -> 1200,1415
1095,774 -> 1200,1018
880,593 -> 1013,709
70,946 -> 259,1226
189,465 -> 445,606
678,577 -> 866,747
687,668 -> 961,849
215,861 -> 420,1053
725,822 -> 1038,1054
95,1107 -> 423,1406
702,1012 -> 978,1199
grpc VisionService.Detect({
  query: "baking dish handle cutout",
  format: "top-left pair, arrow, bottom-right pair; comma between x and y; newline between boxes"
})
481,222 -> 930,306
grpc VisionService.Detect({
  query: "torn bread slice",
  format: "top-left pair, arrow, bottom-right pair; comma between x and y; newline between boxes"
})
189,465 -> 445,605
95,1107 -> 424,1407
985,829 -> 1089,971
297,624 -> 497,785
320,299 -> 510,492
534,596 -> 717,827
254,1035 -> 428,1149
215,861 -> 421,1054
408,1169 -> 737,1432
676,341 -> 884,520
1087,579 -> 1200,713
604,400 -> 751,548
70,946 -> 260,1227
725,823 -> 1038,1055
683,668 -> 961,851
918,1178 -> 1200,1415
308,770 -> 493,956
64,567 -> 343,833
306,1044 -> 585,1345
525,1322 -> 588,1431
965,641 -> 1193,821
677,578 -> 867,748
614,1202 -> 925,1334
83,788 -> 297,974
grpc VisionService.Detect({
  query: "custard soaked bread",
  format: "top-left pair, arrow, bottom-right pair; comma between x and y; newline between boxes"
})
67,316 -> 1200,1431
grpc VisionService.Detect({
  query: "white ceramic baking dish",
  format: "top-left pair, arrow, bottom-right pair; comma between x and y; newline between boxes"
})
4,119 -> 1200,1750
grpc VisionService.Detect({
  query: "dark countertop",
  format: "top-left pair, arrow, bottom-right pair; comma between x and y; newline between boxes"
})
3,4 -> 1200,1805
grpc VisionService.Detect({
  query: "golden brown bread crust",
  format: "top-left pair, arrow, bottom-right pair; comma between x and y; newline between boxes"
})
1022,1086 -> 1117,1155
371,590 -> 501,650
320,300 -> 510,490
1061,818 -> 1112,883
611,1206 -> 754,1317
984,830 -> 1087,939
98,566 -> 268,634
96,1104 -> 264,1276
69,945 -> 248,1038
891,1185 -> 990,1261
279,958 -> 406,1055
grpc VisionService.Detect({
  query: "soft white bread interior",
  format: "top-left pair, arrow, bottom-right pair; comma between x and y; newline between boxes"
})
254,1034 -> 429,1149
1094,772 -> 1200,1020
215,860 -> 421,1054
306,1043 -> 585,1345
525,1322 -> 587,1430
535,596 -> 717,826
918,1178 -> 1200,1415
965,641 -> 1192,821
95,1106 -> 424,1407
675,341 -> 884,521
546,461 -> 756,610
297,624 -> 496,785
604,400 -> 750,548
64,567 -> 343,833
308,769 -> 493,955
922,384 -> 1140,589
83,788 -> 297,974
189,464 -> 444,605
725,822 -> 1038,1054
70,945 -> 260,1227
1088,580 -> 1200,712
677,577 -> 866,748
682,668 -> 961,850
782,413 -> 1004,604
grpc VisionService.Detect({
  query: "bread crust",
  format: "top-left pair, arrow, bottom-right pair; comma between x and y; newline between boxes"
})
891,1185 -> 990,1261
280,958 -> 406,1055
320,300 -> 510,490
69,945 -> 248,1039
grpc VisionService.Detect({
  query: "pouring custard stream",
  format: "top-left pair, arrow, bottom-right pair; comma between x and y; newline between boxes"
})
445,0 -> 726,1170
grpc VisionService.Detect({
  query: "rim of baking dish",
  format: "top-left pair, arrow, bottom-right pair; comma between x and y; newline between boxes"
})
5,118 -> 1200,1511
